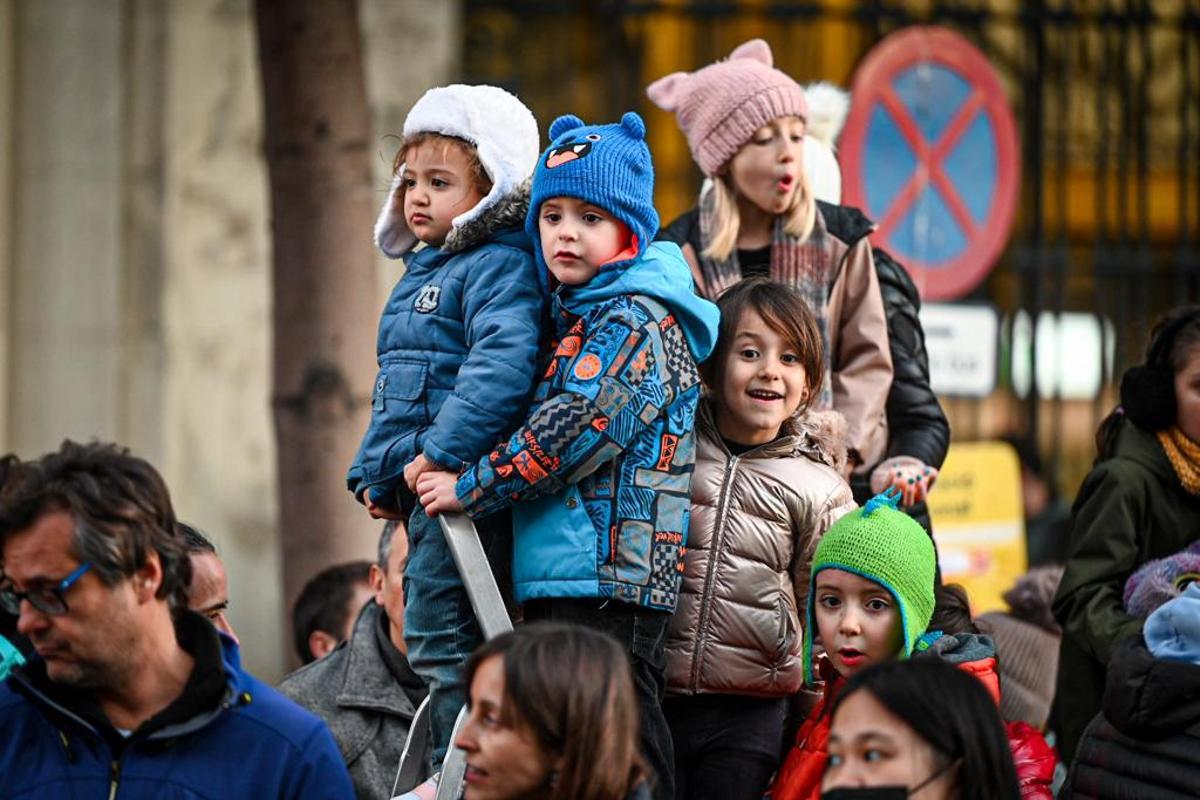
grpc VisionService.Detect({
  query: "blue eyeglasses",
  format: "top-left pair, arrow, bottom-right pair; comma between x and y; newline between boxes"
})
0,563 -> 93,616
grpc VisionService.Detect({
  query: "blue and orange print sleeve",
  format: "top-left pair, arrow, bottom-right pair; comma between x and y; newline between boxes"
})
456,308 -> 675,519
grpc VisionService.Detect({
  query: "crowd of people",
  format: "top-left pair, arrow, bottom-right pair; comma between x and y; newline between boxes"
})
2,37 -> 1199,800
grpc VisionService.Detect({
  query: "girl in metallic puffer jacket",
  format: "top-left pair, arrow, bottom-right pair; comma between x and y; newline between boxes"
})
662,278 -> 857,800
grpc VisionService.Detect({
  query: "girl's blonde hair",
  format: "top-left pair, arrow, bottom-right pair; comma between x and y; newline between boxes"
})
701,167 -> 817,262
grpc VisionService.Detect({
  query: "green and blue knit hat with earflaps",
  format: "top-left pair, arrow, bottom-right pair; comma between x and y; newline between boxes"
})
802,488 -> 938,683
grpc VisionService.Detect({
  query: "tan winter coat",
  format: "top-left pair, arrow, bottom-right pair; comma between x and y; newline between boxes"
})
667,401 -> 857,697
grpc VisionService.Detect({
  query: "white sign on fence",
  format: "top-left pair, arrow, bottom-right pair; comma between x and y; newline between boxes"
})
919,303 -> 999,397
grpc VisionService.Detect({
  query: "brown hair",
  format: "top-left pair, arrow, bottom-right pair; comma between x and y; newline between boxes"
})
701,277 -> 825,415
464,623 -> 647,800
0,440 -> 190,612
390,131 -> 492,197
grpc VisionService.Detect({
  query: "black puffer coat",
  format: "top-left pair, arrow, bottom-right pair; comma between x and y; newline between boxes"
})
820,204 -> 950,529
1066,635 -> 1200,799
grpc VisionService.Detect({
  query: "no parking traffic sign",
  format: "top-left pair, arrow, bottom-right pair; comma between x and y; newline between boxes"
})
840,27 -> 1020,301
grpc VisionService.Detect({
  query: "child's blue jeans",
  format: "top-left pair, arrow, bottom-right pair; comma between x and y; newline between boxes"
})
402,504 -> 512,768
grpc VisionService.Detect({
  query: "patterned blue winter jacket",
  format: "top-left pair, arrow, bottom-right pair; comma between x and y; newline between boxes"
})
347,196 -> 544,506
457,242 -> 719,611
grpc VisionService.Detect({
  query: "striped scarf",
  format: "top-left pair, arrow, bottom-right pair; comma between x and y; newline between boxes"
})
696,185 -> 837,408
1158,426 -> 1200,495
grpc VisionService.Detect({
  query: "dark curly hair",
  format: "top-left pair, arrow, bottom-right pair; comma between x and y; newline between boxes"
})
0,440 -> 191,613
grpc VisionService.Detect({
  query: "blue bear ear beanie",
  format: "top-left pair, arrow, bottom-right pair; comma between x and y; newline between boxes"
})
527,111 -> 659,277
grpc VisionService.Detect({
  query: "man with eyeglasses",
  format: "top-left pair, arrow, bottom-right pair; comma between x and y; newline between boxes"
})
0,440 -> 354,799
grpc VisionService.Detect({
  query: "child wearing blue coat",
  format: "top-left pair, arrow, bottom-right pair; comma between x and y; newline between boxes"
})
347,84 -> 545,768
417,112 -> 720,800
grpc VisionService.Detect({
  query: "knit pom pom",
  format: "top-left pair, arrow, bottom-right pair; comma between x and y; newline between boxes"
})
729,38 -> 773,67
549,114 -> 586,140
864,486 -> 903,516
621,111 -> 646,140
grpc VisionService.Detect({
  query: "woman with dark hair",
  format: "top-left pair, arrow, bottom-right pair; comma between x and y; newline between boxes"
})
454,623 -> 650,800
822,659 -> 1020,800
1052,305 -> 1200,760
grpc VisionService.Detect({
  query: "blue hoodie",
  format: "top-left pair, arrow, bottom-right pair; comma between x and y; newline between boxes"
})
456,240 -> 718,611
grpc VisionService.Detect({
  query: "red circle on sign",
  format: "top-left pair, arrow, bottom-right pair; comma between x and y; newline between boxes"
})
840,26 -> 1020,301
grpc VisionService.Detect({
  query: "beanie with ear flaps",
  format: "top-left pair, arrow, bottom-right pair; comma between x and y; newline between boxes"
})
646,38 -> 809,177
527,112 -> 658,286
802,489 -> 938,684
374,83 -> 540,258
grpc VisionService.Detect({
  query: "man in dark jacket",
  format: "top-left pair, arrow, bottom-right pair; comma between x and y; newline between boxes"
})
280,520 -> 431,799
0,440 -> 353,799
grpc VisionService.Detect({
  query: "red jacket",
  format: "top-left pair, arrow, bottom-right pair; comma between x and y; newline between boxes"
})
768,638 -> 1056,800
767,660 -> 844,800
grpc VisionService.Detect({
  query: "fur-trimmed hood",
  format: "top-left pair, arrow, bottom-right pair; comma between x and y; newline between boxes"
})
442,179 -> 531,255
697,397 -> 849,473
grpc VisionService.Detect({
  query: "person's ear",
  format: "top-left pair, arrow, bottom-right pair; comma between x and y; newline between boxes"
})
308,630 -> 338,661
133,551 -> 163,603
369,563 -> 385,605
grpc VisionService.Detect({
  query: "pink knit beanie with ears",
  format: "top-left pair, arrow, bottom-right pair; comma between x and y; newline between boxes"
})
646,39 -> 809,177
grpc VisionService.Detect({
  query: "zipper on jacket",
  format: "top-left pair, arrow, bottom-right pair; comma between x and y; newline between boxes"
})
108,758 -> 121,800
689,454 -> 739,693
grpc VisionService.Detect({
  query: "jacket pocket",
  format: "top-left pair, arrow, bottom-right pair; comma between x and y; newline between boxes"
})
373,360 -> 430,427
774,593 -> 797,666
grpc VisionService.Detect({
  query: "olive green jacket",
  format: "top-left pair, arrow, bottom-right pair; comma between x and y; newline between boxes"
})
1052,417 -> 1200,761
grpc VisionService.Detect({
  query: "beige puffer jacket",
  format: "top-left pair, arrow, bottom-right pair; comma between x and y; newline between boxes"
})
667,400 -> 856,697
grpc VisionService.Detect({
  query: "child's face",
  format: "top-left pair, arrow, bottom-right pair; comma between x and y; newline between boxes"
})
713,309 -> 808,446
814,568 -> 904,679
402,140 -> 486,247
728,116 -> 805,216
537,197 -> 629,286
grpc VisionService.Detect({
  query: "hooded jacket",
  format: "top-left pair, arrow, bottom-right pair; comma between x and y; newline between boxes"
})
1052,416 -> 1200,761
1067,635 -> 1200,799
279,601 -> 430,800
457,241 -> 719,611
666,400 -> 855,697
0,612 -> 353,799
347,189 -> 545,505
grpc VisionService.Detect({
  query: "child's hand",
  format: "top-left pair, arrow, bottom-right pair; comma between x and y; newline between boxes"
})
365,495 -> 408,521
403,453 -> 436,492
415,470 -> 464,516
869,456 -> 939,507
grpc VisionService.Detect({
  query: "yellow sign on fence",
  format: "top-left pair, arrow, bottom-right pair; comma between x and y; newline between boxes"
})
927,441 -> 1027,614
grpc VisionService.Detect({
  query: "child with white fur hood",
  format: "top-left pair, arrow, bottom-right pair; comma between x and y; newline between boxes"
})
347,84 -> 544,770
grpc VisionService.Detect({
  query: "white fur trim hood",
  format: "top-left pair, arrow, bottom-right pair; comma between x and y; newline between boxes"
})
374,84 -> 540,258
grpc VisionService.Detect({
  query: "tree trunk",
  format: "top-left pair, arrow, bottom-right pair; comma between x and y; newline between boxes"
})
254,0 -> 377,626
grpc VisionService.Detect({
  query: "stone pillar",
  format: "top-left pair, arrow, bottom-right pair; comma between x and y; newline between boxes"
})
161,0 -> 282,678
0,0 -> 13,448
9,0 -> 124,455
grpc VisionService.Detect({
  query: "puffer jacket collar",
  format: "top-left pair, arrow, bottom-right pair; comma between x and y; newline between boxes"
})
698,397 -> 848,473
